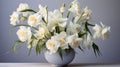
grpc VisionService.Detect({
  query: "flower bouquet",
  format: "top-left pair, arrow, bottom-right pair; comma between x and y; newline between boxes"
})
10,0 -> 110,66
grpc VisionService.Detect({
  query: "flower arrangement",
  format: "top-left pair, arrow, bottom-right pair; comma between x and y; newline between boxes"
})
10,0 -> 110,57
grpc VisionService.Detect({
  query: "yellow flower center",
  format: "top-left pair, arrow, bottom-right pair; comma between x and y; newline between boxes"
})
30,16 -> 37,23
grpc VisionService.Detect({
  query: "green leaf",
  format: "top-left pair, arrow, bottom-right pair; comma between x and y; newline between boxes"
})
55,26 -> 60,33
42,17 -> 47,24
92,42 -> 101,56
58,48 -> 63,60
12,40 -> 24,54
78,32 -> 87,37
28,39 -> 34,56
67,11 -> 70,18
72,17 -> 75,22
20,9 -> 37,13
85,22 -> 92,35
14,24 -> 38,30
87,22 -> 95,26
78,46 -> 84,51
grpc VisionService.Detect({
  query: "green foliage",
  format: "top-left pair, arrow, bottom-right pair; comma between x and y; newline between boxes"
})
92,42 -> 101,56
20,9 -> 37,13
58,47 -> 63,60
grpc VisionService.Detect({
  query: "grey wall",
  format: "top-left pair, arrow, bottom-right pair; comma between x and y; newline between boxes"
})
0,0 -> 120,63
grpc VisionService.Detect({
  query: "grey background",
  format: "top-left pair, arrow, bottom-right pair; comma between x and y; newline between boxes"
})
0,0 -> 120,63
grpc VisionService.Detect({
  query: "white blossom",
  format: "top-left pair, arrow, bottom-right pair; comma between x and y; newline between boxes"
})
46,38 -> 60,54
93,22 -> 110,40
67,34 -> 82,48
28,13 -> 42,27
17,3 -> 29,12
68,0 -> 81,16
10,12 -> 19,26
16,26 -> 32,42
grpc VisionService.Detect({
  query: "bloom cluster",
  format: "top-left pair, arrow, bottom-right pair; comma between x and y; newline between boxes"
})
10,0 -> 110,55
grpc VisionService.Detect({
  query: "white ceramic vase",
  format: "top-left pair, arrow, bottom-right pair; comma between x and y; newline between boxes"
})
44,50 -> 75,67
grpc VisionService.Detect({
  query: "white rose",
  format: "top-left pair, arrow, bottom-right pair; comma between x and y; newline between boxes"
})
68,0 -> 81,16
46,38 -> 60,54
10,12 -> 19,26
17,3 -> 29,12
67,34 -> 82,48
16,26 -> 32,42
28,13 -> 42,27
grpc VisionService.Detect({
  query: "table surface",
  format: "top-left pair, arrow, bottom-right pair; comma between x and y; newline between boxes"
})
0,63 -> 120,67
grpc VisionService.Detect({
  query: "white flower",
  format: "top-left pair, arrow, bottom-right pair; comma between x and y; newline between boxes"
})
67,34 -> 82,48
10,12 -> 19,26
67,22 -> 81,34
17,3 -> 29,12
55,32 -> 68,49
82,33 -> 93,49
68,0 -> 81,16
38,5 -> 47,20
35,23 -> 50,39
47,10 -> 67,32
17,3 -> 30,16
16,26 -> 32,42
28,13 -> 42,27
82,6 -> 92,21
60,3 -> 65,13
93,22 -> 110,40
46,38 -> 60,54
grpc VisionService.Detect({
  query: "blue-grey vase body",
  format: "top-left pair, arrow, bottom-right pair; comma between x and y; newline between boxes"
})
44,50 -> 75,67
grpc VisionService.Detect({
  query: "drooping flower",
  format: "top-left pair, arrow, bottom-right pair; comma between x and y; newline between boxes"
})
67,34 -> 82,48
28,13 -> 42,27
93,22 -> 110,40
10,12 -> 19,26
46,38 -> 60,54
68,0 -> 81,16
16,26 -> 32,42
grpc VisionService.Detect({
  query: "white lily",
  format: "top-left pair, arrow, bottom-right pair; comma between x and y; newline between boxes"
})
16,26 -> 32,42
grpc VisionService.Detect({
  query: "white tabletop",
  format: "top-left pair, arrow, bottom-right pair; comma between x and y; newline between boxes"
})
0,63 -> 120,67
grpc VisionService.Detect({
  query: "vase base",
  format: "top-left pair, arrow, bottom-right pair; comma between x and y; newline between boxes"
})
52,64 -> 68,67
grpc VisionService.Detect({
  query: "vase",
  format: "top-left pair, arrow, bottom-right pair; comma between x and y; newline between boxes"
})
44,50 -> 75,67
